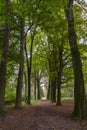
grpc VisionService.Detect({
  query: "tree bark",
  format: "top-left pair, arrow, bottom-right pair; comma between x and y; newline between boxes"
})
25,43 -> 30,104
56,44 -> 63,106
64,0 -> 87,119
51,80 -> 56,102
15,19 -> 24,109
27,33 -> 35,104
0,0 -> 10,113
47,79 -> 51,100
35,71 -> 41,100
24,72 -> 28,102
34,72 -> 37,99
37,77 -> 41,100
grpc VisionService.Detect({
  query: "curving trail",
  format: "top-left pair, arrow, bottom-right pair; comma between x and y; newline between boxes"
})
0,100 -> 87,130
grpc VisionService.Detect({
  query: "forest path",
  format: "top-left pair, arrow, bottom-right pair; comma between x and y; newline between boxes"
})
0,100 -> 87,130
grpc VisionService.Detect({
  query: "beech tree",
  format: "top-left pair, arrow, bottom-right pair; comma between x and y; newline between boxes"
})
27,32 -> 35,104
0,0 -> 10,113
15,19 -> 25,109
64,0 -> 87,119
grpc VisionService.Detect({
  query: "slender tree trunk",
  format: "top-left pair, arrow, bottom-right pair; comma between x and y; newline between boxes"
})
15,19 -> 24,109
27,34 -> 35,104
56,45 -> 63,106
34,80 -> 37,100
48,54 -> 55,102
47,60 -> 52,101
24,72 -> 28,102
34,73 -> 37,99
47,79 -> 51,100
25,46 -> 30,104
51,80 -> 56,102
37,78 -> 41,100
48,61 -> 56,102
64,0 -> 87,119
36,71 -> 41,100
47,34 -> 53,101
25,41 -> 30,102
0,0 -> 10,113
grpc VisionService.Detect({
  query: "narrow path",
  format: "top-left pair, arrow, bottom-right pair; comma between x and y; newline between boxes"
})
0,100 -> 87,130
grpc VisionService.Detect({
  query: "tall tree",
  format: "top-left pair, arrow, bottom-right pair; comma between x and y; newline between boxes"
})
64,0 -> 87,119
0,0 -> 10,113
15,19 -> 25,109
27,32 -> 35,104
56,43 -> 63,106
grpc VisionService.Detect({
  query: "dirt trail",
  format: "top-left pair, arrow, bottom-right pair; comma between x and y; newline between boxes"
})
0,100 -> 87,130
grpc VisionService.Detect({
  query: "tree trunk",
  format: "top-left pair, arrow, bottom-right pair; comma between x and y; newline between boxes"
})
47,79 -> 51,100
24,72 -> 28,102
15,19 -> 24,109
27,34 -> 35,104
0,0 -> 10,113
25,41 -> 30,103
51,80 -> 56,102
64,0 -> 87,119
34,73 -> 37,100
37,78 -> 40,100
34,81 -> 37,100
56,45 -> 63,106
36,71 -> 41,100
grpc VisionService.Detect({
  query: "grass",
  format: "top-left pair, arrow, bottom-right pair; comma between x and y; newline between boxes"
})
4,99 -> 39,109
31,99 -> 39,104
62,97 -> 74,101
22,99 -> 39,106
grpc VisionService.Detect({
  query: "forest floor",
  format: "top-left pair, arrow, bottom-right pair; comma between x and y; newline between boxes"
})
0,100 -> 87,130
